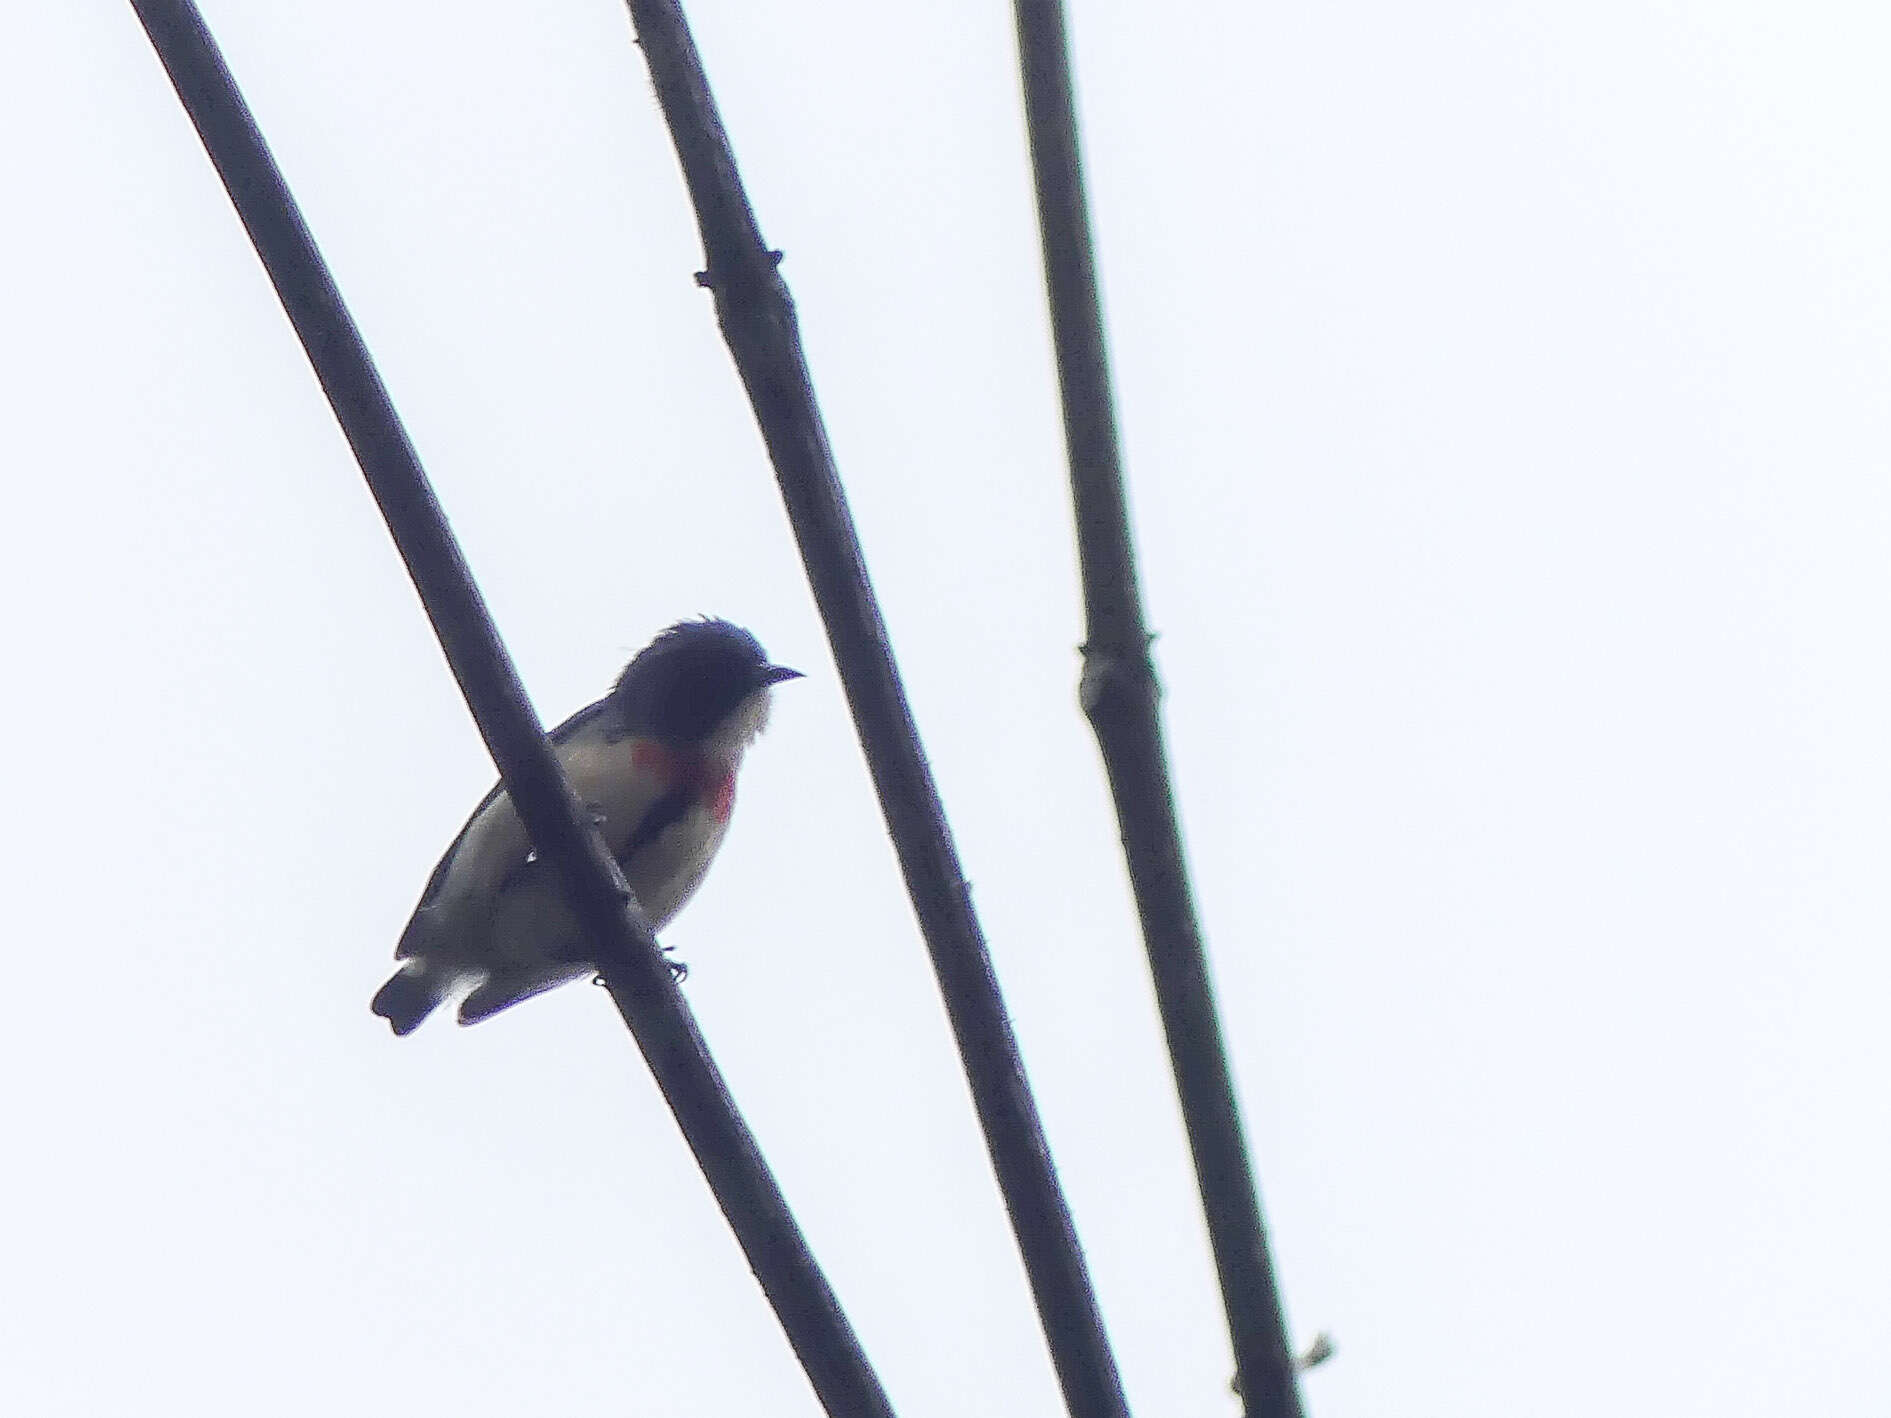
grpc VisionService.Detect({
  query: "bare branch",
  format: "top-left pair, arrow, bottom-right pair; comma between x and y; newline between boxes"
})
622,4 -> 1133,1416
1008,2 -> 1306,1414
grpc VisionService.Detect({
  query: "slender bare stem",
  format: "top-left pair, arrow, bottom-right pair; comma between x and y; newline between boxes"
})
1008,2 -> 1306,1413
621,4 -> 1133,1416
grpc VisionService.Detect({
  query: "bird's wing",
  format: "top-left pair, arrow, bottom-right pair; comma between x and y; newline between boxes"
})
397,698 -> 627,951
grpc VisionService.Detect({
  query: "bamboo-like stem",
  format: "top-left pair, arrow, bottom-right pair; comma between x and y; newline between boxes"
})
127,4 -> 894,1414
621,4 -> 1133,1416
1008,2 -> 1306,1414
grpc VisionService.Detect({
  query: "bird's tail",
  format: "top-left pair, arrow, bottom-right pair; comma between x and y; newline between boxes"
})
456,966 -> 590,1027
371,960 -> 451,1036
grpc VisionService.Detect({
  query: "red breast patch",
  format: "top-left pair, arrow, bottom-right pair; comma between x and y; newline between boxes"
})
707,770 -> 737,823
632,740 -> 736,822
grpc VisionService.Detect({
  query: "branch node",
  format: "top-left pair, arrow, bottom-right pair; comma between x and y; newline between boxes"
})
1077,643 -> 1158,719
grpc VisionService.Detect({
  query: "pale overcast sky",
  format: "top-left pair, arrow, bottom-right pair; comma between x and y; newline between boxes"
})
4,3 -> 1887,1416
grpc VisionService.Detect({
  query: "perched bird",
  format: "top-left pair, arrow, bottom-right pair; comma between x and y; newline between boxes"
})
371,618 -> 801,1034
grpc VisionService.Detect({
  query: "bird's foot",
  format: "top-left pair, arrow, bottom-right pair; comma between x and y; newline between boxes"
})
582,945 -> 687,984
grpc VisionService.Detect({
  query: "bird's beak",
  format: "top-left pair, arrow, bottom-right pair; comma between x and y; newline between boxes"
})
761,664 -> 804,686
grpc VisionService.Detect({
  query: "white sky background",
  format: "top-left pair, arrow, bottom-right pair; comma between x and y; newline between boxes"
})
3,1 -> 1886,1414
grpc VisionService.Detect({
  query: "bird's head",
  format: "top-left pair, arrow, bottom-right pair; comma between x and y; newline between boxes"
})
610,618 -> 802,756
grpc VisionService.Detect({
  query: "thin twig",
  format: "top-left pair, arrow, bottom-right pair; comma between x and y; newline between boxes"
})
1007,2 -> 1306,1414
126,4 -> 894,1414
621,4 -> 1133,1417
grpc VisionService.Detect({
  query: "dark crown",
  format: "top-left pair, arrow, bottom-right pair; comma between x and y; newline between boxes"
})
611,619 -> 793,743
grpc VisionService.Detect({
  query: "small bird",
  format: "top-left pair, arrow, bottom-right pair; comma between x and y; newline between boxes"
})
371,618 -> 801,1034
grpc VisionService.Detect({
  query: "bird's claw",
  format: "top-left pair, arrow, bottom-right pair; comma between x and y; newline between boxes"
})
587,950 -> 687,984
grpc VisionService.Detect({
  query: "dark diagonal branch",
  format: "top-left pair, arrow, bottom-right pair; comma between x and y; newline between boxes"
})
621,5 -> 1132,1417
1008,3 -> 1306,1415
127,4 -> 894,1415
